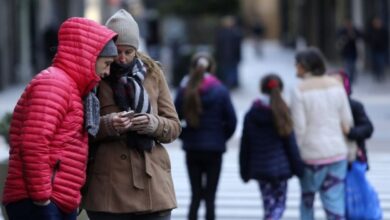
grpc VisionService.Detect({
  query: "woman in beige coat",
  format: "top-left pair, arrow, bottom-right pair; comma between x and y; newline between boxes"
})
82,9 -> 181,220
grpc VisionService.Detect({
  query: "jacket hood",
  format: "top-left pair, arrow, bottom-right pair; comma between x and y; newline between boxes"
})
196,74 -> 222,106
199,74 -> 221,93
53,17 -> 117,97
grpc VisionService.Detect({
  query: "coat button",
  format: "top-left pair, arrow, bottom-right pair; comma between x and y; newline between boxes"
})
120,154 -> 127,160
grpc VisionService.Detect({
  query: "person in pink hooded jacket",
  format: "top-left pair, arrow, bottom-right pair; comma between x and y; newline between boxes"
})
2,17 -> 118,220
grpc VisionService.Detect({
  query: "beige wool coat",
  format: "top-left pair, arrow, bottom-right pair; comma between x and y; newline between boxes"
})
82,57 -> 181,214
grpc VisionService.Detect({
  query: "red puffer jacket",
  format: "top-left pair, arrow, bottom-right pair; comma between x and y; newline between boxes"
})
2,17 -> 117,213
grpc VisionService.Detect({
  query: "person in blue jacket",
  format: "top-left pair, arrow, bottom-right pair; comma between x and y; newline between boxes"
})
329,69 -> 374,168
174,52 -> 237,220
239,73 -> 303,220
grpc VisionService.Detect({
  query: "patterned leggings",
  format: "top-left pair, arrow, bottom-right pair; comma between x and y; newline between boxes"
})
299,160 -> 347,220
258,180 -> 288,220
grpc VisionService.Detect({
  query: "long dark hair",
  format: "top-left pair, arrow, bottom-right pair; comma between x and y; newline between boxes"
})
260,74 -> 292,137
183,52 -> 215,127
295,47 -> 326,76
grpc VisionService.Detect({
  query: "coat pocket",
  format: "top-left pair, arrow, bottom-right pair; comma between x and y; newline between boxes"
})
51,159 -> 61,185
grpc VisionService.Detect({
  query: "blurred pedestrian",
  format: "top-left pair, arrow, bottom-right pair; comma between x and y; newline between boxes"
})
251,19 -> 265,57
336,19 -> 362,83
174,52 -> 237,220
81,9 -> 181,220
239,74 -> 303,220
215,15 -> 243,89
43,23 -> 59,66
2,17 -> 118,220
291,47 -> 354,220
328,69 -> 374,169
366,17 -> 389,81
146,16 -> 161,60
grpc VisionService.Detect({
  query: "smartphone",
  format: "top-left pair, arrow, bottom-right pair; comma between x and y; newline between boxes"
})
121,110 -> 135,118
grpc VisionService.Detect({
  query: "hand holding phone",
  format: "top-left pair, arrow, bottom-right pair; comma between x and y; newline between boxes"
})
121,110 -> 135,118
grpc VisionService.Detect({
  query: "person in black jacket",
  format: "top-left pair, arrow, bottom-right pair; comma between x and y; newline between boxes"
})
239,73 -> 303,220
329,69 -> 374,168
215,16 -> 243,89
336,19 -> 362,84
175,52 -> 237,220
366,17 -> 389,81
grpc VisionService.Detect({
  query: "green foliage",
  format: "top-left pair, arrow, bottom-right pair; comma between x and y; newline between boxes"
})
0,112 -> 12,145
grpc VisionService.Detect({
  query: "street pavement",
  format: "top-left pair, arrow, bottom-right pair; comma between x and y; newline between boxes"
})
167,40 -> 390,220
0,40 -> 389,219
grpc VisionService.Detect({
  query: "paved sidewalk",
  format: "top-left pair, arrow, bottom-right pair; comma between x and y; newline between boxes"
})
168,40 -> 390,219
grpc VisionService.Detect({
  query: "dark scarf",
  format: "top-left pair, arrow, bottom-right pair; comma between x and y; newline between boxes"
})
106,58 -> 154,151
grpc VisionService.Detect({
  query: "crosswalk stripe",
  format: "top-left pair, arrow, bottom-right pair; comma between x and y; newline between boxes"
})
167,141 -> 390,220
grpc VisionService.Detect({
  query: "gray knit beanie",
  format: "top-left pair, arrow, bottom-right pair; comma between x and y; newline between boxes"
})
105,9 -> 140,50
99,39 -> 118,57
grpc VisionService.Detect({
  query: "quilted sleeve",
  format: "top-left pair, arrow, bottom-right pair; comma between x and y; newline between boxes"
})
221,86 -> 237,141
348,100 -> 373,141
239,112 -> 251,183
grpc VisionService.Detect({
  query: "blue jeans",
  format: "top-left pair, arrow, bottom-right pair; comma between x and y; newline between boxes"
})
299,160 -> 347,220
371,51 -> 386,81
5,199 -> 77,220
344,57 -> 356,83
218,65 -> 239,89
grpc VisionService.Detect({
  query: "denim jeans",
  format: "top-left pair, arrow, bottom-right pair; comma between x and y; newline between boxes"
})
371,51 -> 386,81
344,57 -> 357,83
5,199 -> 77,220
218,65 -> 239,89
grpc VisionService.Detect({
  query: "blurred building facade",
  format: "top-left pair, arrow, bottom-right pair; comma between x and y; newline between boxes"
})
1,0 -> 390,91
0,0 -> 152,91
241,0 -> 280,39
241,0 -> 390,59
0,0 -> 85,90
278,0 -> 390,60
